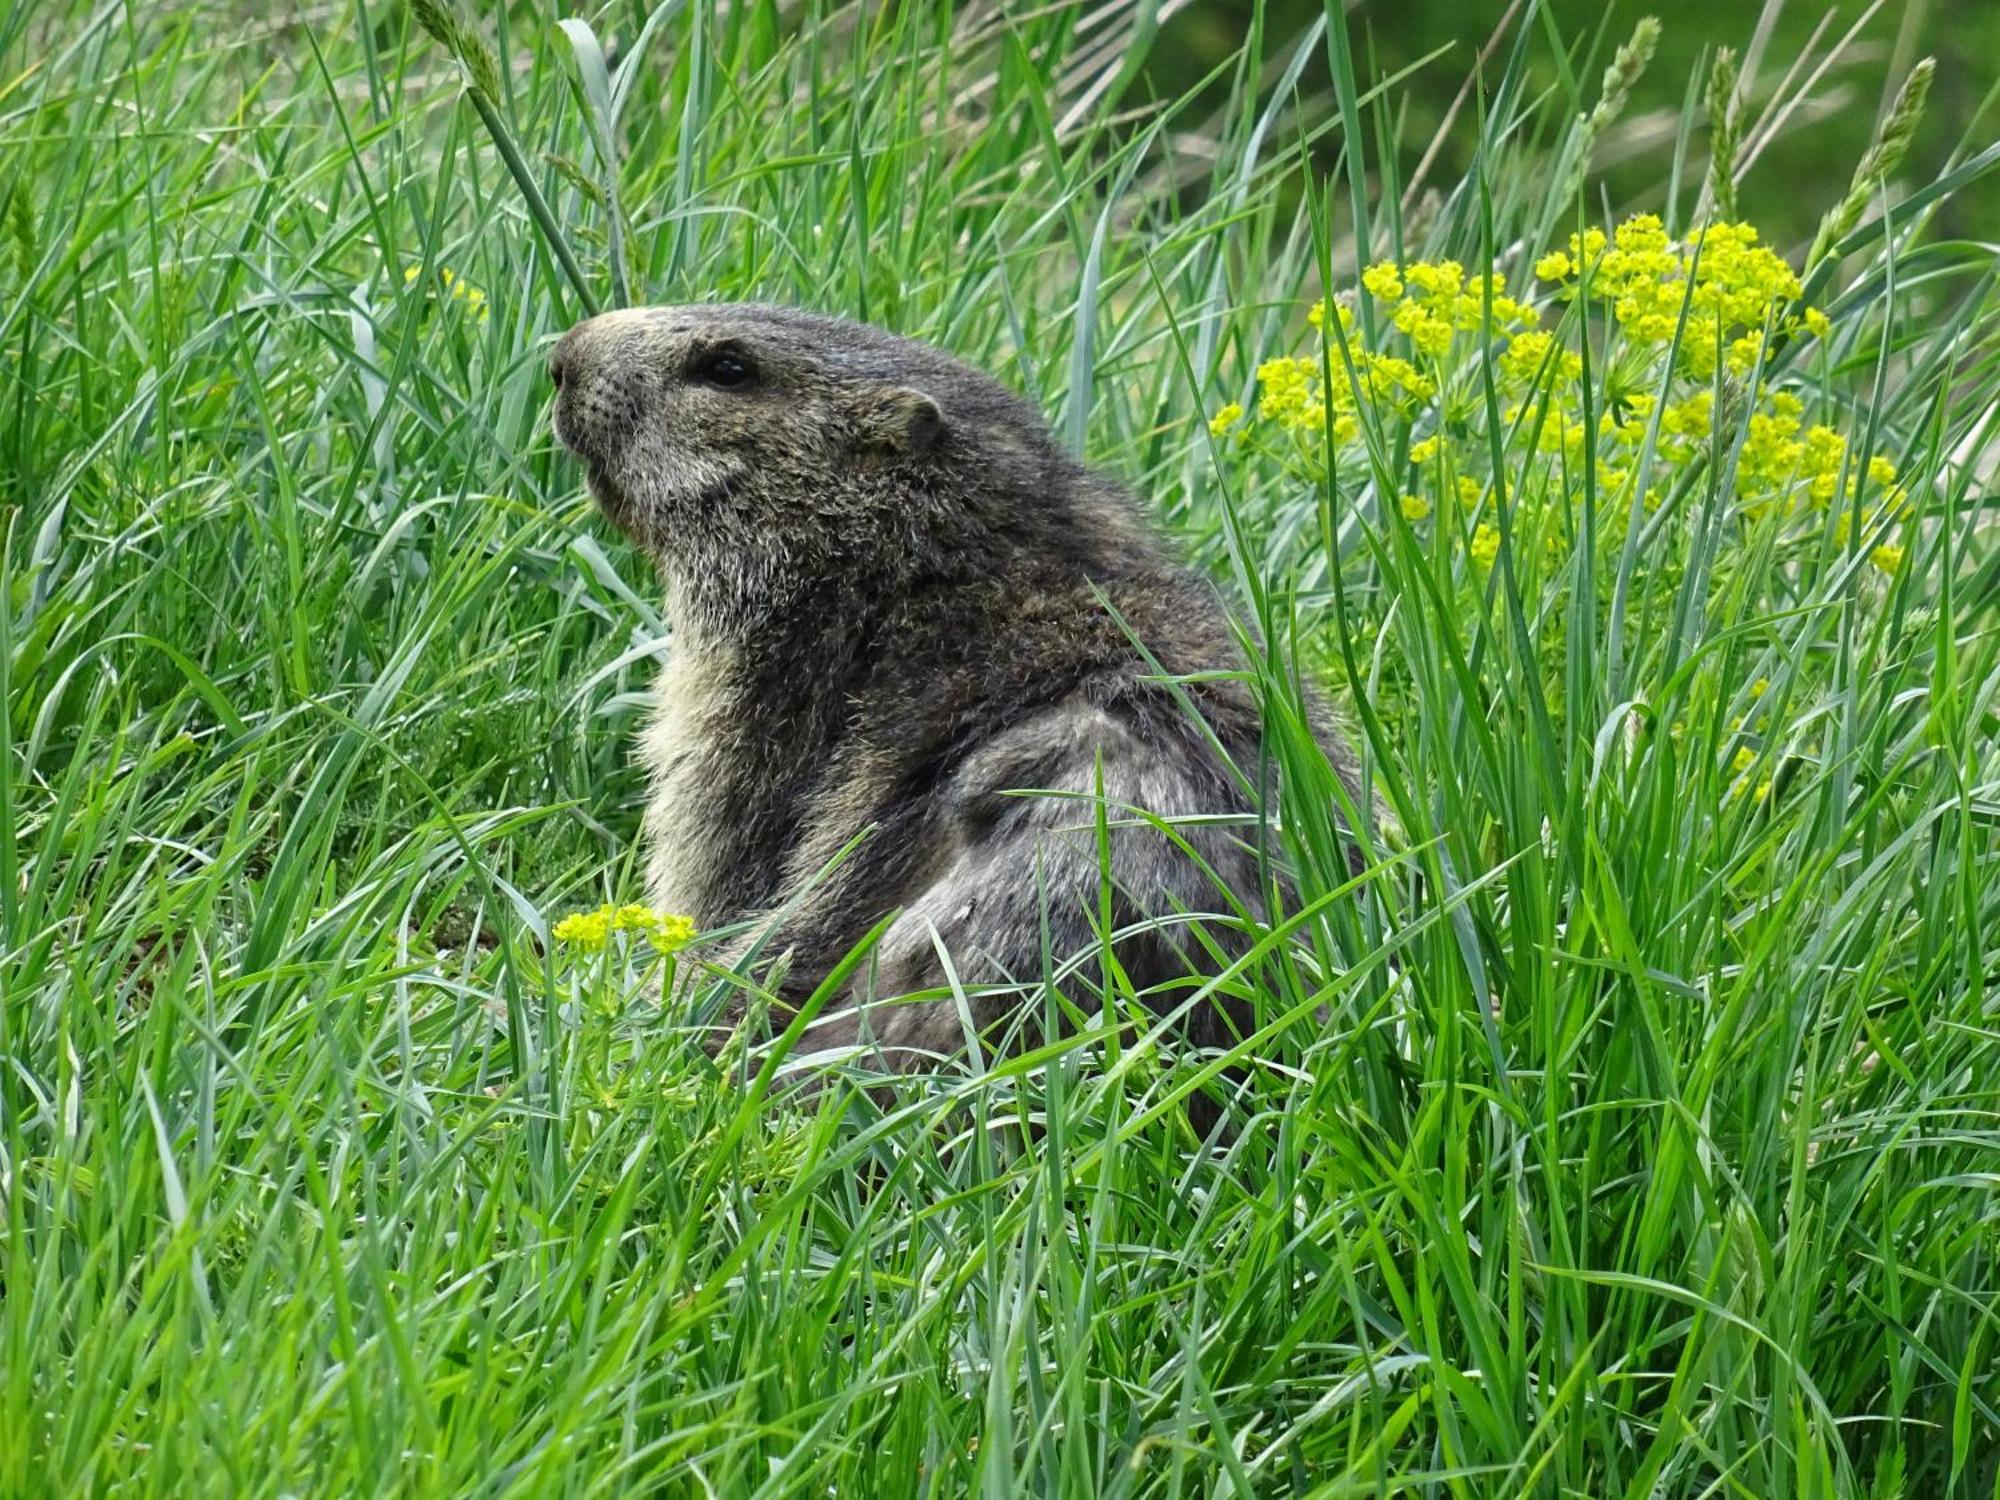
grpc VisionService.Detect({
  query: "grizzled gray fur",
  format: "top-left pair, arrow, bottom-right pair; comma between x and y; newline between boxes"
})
550,303 -> 1362,1068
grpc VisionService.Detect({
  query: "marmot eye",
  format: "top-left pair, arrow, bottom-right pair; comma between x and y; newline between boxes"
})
693,349 -> 753,390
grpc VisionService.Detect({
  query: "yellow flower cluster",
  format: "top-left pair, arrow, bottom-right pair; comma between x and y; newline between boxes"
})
404,263 -> 490,319
1208,214 -> 1912,580
1535,216 -> 1826,379
1253,356 -> 1356,443
1216,214 -> 1909,581
1497,330 -> 1583,388
1606,384 -> 1901,558
1363,257 -> 1539,359
552,902 -> 697,954
1736,393 -> 1899,506
1252,346 -> 1434,444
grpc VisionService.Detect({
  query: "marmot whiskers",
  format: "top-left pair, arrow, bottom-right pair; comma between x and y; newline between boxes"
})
551,303 -> 1361,1068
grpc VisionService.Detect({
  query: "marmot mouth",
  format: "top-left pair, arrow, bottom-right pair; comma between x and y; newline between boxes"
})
583,463 -> 634,524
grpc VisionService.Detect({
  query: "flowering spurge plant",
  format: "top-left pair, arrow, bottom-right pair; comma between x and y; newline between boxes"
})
549,903 -> 699,1108
1217,215 -> 1911,584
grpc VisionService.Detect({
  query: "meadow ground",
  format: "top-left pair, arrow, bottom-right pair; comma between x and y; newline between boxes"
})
4,1 -> 1999,1495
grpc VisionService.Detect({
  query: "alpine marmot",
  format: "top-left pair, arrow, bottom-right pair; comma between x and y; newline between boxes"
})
550,303 -> 1362,1068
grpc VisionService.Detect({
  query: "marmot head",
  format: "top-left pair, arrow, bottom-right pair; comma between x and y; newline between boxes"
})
550,303 -> 1075,590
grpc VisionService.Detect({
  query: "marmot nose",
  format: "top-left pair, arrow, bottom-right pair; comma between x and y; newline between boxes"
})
550,322 -> 598,394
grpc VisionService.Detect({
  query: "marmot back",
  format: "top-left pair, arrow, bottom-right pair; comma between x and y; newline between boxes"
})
551,302 -> 1362,1067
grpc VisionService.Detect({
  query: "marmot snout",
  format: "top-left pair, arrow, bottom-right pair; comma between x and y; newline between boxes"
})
552,301 -> 1363,1072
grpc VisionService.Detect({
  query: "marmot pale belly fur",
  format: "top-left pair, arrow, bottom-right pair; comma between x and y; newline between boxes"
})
550,303 -> 1362,1064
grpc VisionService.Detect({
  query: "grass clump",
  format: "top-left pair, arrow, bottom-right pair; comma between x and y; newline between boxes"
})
2,1 -> 1997,1496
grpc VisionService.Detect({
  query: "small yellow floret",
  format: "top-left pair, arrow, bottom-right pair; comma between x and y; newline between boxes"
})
1208,402 -> 1244,437
1399,495 -> 1431,522
1613,214 -> 1670,254
1306,298 -> 1355,333
1361,262 -> 1404,301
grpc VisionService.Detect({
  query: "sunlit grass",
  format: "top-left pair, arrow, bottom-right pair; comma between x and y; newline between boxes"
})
3,1 -> 1997,1495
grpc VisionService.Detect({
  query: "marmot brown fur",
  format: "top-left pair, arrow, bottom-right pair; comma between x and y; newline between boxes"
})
550,303 -> 1362,1069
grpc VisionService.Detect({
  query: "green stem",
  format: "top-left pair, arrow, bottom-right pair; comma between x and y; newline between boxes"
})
465,87 -> 600,319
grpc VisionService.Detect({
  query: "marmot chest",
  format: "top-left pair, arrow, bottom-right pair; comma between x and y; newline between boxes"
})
638,639 -> 852,923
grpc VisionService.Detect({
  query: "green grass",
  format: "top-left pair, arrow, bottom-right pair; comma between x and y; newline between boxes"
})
4,1 -> 1999,1495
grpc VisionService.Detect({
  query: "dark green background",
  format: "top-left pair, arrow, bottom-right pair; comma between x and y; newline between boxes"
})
1145,0 -> 1995,248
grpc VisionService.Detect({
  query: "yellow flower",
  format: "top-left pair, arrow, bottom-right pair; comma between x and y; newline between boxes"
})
1256,356 -> 1324,431
1208,402 -> 1244,437
1870,544 -> 1906,574
1361,261 -> 1404,300
1725,332 -> 1766,376
1567,227 -> 1608,267
1613,213 -> 1669,254
1408,435 -> 1440,464
1732,746 -> 1756,774
646,913 -> 698,954
1498,329 -> 1580,386
552,902 -> 698,954
553,907 -> 612,951
1404,259 -> 1465,298
1750,677 -> 1769,697
1470,524 -> 1500,567
1306,298 -> 1355,333
1803,306 -> 1831,339
1866,455 -> 1897,489
1661,392 -> 1712,440
1399,495 -> 1431,522
1485,292 -> 1538,330
1535,250 -> 1573,281
1630,311 -> 1676,343
1456,475 -> 1483,510
1392,298 -> 1453,357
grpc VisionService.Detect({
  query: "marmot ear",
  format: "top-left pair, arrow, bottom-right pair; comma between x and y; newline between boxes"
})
855,387 -> 945,457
